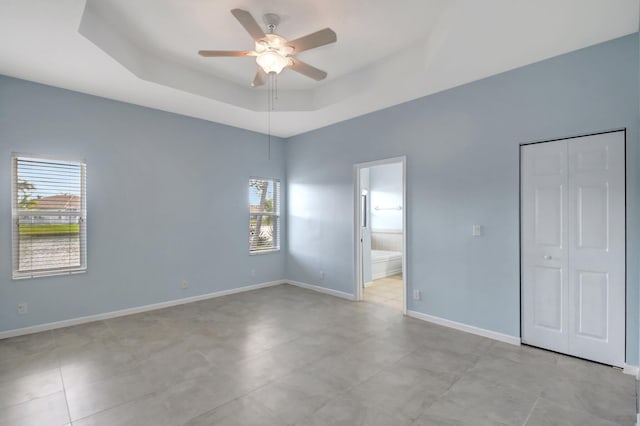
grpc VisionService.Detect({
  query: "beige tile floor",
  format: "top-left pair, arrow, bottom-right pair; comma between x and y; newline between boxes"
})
363,274 -> 403,310
0,283 -> 635,425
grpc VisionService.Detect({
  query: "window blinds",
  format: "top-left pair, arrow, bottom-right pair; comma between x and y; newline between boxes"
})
12,156 -> 87,278
249,178 -> 280,253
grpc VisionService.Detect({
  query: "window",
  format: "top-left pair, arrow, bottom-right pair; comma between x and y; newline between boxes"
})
12,155 -> 87,279
249,177 -> 280,254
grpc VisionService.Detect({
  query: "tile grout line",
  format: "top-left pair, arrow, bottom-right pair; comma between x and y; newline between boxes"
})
70,390 -> 162,425
183,345 -> 338,426
225,316 -> 395,425
53,320 -> 167,424
521,397 -> 540,425
52,330 -> 73,425
537,394 -> 631,425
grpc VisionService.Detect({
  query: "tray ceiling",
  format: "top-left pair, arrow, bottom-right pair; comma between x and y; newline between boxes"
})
0,0 -> 638,137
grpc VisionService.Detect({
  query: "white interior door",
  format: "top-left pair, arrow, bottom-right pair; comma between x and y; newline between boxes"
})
567,132 -> 625,366
522,140 -> 569,354
522,131 -> 625,367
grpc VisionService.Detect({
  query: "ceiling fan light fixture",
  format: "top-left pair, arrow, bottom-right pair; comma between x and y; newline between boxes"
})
256,51 -> 289,74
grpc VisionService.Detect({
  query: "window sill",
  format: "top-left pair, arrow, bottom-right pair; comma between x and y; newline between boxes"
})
13,268 -> 87,280
249,249 -> 281,256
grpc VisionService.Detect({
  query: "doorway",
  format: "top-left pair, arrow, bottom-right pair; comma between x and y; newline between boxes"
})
520,130 -> 626,367
354,156 -> 407,313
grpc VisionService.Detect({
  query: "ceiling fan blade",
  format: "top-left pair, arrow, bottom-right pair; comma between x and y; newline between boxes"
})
288,28 -> 336,53
198,50 -> 257,57
287,58 -> 328,81
252,68 -> 267,87
231,9 -> 266,41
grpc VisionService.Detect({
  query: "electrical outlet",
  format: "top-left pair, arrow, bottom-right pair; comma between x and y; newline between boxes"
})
320,270 -> 325,281
17,303 -> 27,314
181,280 -> 188,289
250,269 -> 256,278
413,290 -> 421,301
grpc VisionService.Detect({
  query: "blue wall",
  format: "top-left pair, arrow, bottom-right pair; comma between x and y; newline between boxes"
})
0,76 -> 286,332
286,34 -> 640,364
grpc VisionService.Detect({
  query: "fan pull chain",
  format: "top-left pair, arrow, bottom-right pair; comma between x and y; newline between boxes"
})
267,73 -> 273,160
266,73 -> 279,161
268,78 -> 271,160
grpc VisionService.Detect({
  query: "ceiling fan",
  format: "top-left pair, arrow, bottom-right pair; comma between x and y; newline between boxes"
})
198,9 -> 337,87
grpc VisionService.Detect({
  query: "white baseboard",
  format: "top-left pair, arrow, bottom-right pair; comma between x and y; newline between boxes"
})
406,310 -> 521,346
623,364 -> 639,377
0,280 -> 285,340
285,280 -> 355,301
363,281 -> 374,288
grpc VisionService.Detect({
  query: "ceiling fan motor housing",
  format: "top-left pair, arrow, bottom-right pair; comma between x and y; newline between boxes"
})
256,34 -> 294,56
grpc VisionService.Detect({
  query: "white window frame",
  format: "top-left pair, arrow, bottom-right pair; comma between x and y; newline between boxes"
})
249,177 -> 280,255
11,153 -> 87,279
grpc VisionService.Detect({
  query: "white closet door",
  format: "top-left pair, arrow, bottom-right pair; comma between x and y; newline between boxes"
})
522,131 -> 625,367
522,140 -> 569,354
567,132 -> 625,367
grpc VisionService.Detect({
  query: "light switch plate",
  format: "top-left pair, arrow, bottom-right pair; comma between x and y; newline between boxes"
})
472,225 -> 482,236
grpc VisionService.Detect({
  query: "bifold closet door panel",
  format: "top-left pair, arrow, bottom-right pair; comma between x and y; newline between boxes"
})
567,132 -> 625,367
521,140 -> 570,354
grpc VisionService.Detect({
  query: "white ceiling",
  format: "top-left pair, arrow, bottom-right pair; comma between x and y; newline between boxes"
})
0,0 -> 638,138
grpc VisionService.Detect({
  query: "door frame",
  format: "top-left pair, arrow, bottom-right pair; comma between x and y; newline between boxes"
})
519,128 -> 627,364
353,156 -> 407,314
